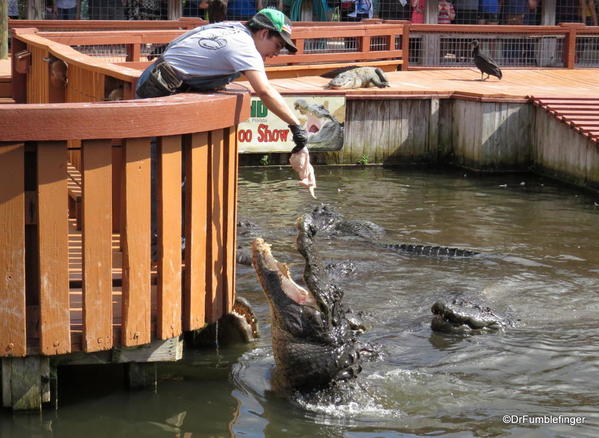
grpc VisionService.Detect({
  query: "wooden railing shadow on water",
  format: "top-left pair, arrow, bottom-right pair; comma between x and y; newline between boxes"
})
1,27 -> 249,411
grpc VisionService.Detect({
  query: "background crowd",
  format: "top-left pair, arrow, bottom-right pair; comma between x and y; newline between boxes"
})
7,0 -> 599,26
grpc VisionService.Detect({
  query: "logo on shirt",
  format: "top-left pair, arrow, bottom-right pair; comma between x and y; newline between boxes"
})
198,34 -> 227,50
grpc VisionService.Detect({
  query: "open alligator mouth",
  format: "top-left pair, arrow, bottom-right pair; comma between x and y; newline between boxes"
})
306,115 -> 323,134
251,238 -> 318,309
251,215 -> 366,391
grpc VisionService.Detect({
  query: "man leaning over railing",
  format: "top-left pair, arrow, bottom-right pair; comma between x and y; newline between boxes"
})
136,8 -> 312,187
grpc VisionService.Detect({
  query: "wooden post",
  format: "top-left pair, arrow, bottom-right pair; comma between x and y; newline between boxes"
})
27,0 -> 45,19
121,137 -> 152,347
0,144 -> 27,358
1,356 -> 50,411
37,141 -> 71,356
401,23 -> 410,71
126,363 -> 157,390
1,0 -> 7,59
423,0 -> 439,66
425,0 -> 438,24
183,133 -> 209,331
157,135 -> 183,340
126,43 -> 141,62
428,98 -> 440,160
82,139 -> 114,353
538,0 -> 557,66
541,0 -> 556,25
167,0 -> 182,20
562,23 -> 583,68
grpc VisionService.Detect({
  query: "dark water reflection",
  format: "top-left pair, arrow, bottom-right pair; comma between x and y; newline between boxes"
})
3,167 -> 599,437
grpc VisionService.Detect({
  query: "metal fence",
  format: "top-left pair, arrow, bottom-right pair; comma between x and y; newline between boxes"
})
9,0 -> 599,25
409,33 -> 567,67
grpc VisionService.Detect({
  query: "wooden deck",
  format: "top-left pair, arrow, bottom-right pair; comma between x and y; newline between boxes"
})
247,68 -> 599,102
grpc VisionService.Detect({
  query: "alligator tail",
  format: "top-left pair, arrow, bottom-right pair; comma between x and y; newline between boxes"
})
384,243 -> 478,257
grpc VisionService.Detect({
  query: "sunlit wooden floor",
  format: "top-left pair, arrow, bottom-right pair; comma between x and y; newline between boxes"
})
233,68 -> 599,101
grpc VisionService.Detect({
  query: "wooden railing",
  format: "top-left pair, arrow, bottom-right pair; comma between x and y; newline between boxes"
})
13,21 -> 409,77
1,29 -> 249,358
405,22 -> 599,68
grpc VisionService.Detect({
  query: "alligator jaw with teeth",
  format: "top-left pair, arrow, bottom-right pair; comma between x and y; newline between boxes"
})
251,214 -> 366,391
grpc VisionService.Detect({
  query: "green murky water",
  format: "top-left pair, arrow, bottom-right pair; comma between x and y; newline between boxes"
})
2,167 -> 598,437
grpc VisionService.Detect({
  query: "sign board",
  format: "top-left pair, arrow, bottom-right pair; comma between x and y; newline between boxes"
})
237,95 -> 345,153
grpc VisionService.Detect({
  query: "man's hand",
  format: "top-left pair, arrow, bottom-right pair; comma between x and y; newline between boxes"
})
288,124 -> 308,153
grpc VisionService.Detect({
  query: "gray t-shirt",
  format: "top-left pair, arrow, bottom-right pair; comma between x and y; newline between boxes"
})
163,22 -> 265,80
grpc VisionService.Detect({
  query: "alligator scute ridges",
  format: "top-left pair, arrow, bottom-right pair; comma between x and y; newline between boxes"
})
384,243 -> 478,257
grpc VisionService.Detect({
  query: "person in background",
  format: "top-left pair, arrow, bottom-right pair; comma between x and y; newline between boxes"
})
438,0 -> 456,23
377,0 -> 411,20
411,0 -> 425,23
183,0 -> 205,16
503,0 -> 537,24
478,0 -> 499,24
53,0 -> 79,19
227,0 -> 257,20
556,0 -> 580,23
125,0 -> 161,19
89,0 -> 126,19
257,0 -> 283,11
581,0 -> 598,25
9,0 -> 20,18
454,0 -> 478,24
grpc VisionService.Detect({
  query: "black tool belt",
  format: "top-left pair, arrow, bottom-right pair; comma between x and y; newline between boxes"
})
136,57 -> 184,98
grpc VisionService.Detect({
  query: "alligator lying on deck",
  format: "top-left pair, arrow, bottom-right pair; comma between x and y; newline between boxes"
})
323,66 -> 390,89
251,213 -> 371,391
431,297 -> 515,333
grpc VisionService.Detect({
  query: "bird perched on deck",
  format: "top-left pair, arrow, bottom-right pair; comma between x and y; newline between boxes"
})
471,40 -> 502,81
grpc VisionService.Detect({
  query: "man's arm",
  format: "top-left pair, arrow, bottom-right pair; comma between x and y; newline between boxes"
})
243,69 -> 300,126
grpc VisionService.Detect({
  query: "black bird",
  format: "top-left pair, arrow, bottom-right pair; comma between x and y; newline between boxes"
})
471,40 -> 502,81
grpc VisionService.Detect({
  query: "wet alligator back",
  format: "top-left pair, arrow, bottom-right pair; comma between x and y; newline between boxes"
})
383,243 -> 479,257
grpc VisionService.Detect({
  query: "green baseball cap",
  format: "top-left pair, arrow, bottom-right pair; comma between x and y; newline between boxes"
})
249,9 -> 297,53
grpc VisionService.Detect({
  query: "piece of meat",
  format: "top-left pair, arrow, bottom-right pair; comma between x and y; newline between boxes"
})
289,147 -> 316,199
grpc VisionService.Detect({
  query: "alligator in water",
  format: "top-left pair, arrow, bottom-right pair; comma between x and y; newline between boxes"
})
251,213 -> 372,391
324,66 -> 390,89
431,297 -> 515,333
310,204 -> 479,258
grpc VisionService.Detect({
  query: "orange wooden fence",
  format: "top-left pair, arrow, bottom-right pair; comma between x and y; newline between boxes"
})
407,22 -> 599,69
11,21 -> 409,77
1,28 -> 249,358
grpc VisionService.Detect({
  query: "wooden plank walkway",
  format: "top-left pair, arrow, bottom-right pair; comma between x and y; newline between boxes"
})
235,68 -> 599,102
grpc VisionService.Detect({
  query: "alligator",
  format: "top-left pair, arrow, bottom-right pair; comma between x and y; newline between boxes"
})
310,204 -> 479,257
431,297 -> 515,333
324,66 -> 390,89
251,213 -> 372,391
293,99 -> 344,152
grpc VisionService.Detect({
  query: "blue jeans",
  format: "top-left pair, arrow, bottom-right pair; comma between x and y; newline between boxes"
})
58,7 -> 77,19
